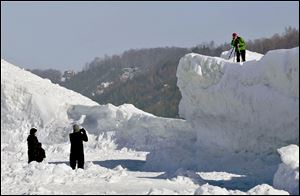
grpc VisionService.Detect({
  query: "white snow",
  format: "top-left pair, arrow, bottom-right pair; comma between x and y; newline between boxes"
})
94,82 -> 113,95
147,48 -> 299,191
273,144 -> 299,195
175,48 -> 297,161
220,49 -> 264,62
198,171 -> 246,181
194,183 -> 289,195
101,82 -> 113,88
120,67 -> 138,81
1,59 -> 196,194
177,48 -> 298,153
1,47 -> 298,195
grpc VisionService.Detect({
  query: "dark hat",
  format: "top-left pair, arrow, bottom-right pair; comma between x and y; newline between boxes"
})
30,128 -> 37,135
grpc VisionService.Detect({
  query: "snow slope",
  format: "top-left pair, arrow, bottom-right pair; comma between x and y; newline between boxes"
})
1,59 -> 98,146
1,59 -> 196,194
1,59 -> 190,160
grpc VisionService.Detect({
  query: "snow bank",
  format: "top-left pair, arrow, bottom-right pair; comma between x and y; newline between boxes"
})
273,144 -> 299,195
194,183 -> 289,195
177,47 -> 298,154
1,59 -> 99,146
0,60 -> 197,194
1,59 -> 190,162
68,103 -> 192,152
146,48 -> 299,187
0,160 -> 129,195
220,49 -> 264,62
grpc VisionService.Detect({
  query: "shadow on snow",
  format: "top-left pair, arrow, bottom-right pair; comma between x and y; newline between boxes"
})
48,159 -> 269,191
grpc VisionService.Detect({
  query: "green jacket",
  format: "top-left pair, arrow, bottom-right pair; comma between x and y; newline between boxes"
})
231,36 -> 246,51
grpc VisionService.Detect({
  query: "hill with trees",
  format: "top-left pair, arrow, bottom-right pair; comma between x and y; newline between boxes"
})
28,27 -> 299,118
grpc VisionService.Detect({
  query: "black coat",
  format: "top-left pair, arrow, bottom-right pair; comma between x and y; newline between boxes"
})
69,129 -> 88,156
27,134 -> 39,151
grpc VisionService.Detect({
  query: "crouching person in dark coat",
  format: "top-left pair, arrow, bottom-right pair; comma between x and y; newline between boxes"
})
69,124 -> 88,170
27,128 -> 39,163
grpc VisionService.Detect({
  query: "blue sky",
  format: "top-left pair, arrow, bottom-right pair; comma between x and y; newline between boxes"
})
1,1 -> 299,71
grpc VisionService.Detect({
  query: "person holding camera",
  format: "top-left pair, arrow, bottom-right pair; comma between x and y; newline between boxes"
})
69,124 -> 88,170
231,32 -> 246,62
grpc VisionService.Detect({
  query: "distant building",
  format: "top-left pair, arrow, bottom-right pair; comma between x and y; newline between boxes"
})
63,70 -> 76,81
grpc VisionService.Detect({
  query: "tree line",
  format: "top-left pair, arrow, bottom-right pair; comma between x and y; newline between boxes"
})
190,26 -> 299,56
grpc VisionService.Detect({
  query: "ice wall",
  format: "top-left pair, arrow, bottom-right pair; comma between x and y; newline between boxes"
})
177,48 -> 299,154
146,48 -> 299,182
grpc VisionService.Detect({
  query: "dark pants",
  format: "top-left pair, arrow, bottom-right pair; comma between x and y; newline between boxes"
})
70,153 -> 84,169
236,49 -> 246,62
28,150 -> 35,163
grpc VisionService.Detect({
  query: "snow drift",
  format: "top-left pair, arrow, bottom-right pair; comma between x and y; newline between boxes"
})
177,48 -> 298,154
1,59 -> 98,146
1,59 -> 190,162
194,183 -> 289,195
146,48 -> 299,185
273,144 -> 299,195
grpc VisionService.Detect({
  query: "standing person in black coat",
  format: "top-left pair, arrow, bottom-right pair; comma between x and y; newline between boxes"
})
69,124 -> 88,170
27,128 -> 39,163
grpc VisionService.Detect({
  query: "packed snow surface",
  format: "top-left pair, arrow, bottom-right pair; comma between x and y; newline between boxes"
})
220,49 -> 264,62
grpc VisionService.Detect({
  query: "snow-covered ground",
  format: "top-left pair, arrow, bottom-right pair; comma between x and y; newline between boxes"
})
1,47 -> 298,195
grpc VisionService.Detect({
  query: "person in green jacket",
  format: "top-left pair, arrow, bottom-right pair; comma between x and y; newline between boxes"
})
231,32 -> 246,62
